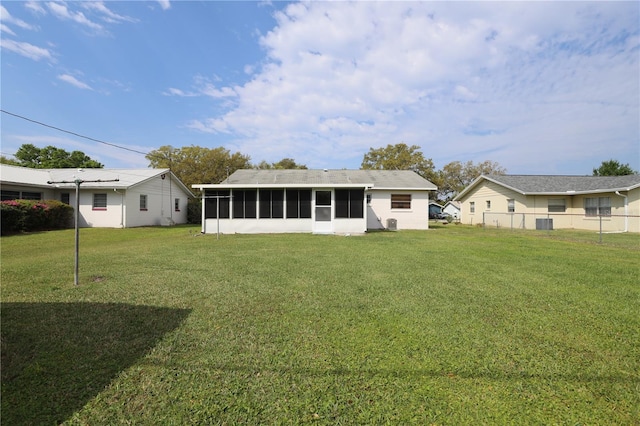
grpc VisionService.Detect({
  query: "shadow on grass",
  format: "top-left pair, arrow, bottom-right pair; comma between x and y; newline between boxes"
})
1,302 -> 191,425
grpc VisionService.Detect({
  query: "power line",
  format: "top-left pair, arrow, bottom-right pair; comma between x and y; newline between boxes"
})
1,109 -> 150,156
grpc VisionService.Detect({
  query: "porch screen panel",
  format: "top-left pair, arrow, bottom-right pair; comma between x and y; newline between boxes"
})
233,189 -> 256,219
286,189 -> 311,219
204,190 -> 230,219
349,189 -> 364,218
272,190 -> 284,218
300,190 -> 311,218
335,189 -> 364,219
259,189 -> 284,219
335,189 -> 349,218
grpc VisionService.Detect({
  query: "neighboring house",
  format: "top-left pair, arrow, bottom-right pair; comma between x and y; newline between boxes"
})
0,164 -> 193,228
193,169 -> 437,234
442,200 -> 461,220
454,174 -> 640,232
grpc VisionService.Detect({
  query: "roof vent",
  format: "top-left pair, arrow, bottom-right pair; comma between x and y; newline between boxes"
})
323,168 -> 328,172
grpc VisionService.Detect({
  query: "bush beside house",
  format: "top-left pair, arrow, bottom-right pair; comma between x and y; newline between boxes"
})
1,200 -> 74,235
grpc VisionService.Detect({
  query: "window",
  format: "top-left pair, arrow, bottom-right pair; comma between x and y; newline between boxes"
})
585,197 -> 611,217
93,193 -> 107,210
1,190 -> 20,201
233,189 -> 257,219
259,189 -> 284,219
140,194 -> 148,211
486,200 -> 491,210
548,198 -> 566,213
507,199 -> 515,213
174,198 -> 180,212
286,189 -> 311,219
470,202 -> 475,213
335,189 -> 364,218
391,194 -> 411,209
204,190 -> 230,219
61,193 -> 70,205
22,192 -> 42,200
1,190 -> 41,200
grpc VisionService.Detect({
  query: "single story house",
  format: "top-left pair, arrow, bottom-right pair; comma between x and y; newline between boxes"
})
0,164 -> 193,228
442,200 -> 461,220
454,174 -> 640,232
193,169 -> 437,234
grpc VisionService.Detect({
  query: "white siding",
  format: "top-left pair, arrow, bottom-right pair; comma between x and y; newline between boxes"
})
367,190 -> 429,230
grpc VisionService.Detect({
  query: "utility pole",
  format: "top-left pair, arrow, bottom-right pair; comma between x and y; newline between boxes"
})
48,177 -> 119,286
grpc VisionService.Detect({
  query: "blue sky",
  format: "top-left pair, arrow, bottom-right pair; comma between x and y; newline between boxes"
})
1,1 -> 638,175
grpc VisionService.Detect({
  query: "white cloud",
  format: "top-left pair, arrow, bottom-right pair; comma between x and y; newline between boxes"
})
0,5 -> 37,31
46,1 -> 103,32
165,76 -> 238,99
186,2 -> 638,172
1,23 -> 16,36
163,87 -> 196,97
157,1 -> 171,11
58,74 -> 93,90
1,38 -> 53,61
25,1 -> 47,16
80,2 -> 138,24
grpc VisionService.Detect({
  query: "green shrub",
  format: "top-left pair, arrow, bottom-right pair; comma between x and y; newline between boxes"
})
0,200 -> 73,235
0,202 -> 25,235
187,198 -> 201,224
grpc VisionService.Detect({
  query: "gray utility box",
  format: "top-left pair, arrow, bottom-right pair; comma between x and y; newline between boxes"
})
536,218 -> 553,230
387,218 -> 397,231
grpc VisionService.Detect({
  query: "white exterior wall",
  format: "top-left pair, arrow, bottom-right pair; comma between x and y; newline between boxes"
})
367,190 -> 429,230
204,218 -> 314,234
123,176 -> 188,227
77,189 -> 123,228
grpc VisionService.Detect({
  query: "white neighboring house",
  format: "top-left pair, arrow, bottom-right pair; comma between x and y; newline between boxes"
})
193,169 -> 437,234
0,164 -> 193,228
442,201 -> 461,220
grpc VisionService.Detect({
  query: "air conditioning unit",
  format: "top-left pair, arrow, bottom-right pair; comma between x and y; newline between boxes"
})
535,218 -> 553,230
387,218 -> 397,231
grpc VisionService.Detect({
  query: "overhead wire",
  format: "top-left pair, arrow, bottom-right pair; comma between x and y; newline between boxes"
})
1,109 -> 152,157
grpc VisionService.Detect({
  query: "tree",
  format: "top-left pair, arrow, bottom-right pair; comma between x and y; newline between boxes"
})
256,158 -> 307,170
592,159 -> 638,176
0,156 -> 20,166
146,145 -> 252,190
361,143 -> 436,181
436,160 -> 506,201
12,144 -> 103,168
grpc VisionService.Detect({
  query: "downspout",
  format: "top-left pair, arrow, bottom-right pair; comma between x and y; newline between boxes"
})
614,191 -> 628,232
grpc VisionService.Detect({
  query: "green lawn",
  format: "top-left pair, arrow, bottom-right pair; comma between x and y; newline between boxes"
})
1,225 -> 638,424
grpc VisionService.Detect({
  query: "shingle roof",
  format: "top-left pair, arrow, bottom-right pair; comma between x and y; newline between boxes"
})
197,169 -> 436,190
456,174 -> 640,199
0,164 -> 194,196
487,174 -> 640,193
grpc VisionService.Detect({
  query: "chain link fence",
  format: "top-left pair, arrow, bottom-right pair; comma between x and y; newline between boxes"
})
479,212 -> 638,243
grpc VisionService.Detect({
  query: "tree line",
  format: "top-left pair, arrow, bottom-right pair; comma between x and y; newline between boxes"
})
2,143 -> 636,202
